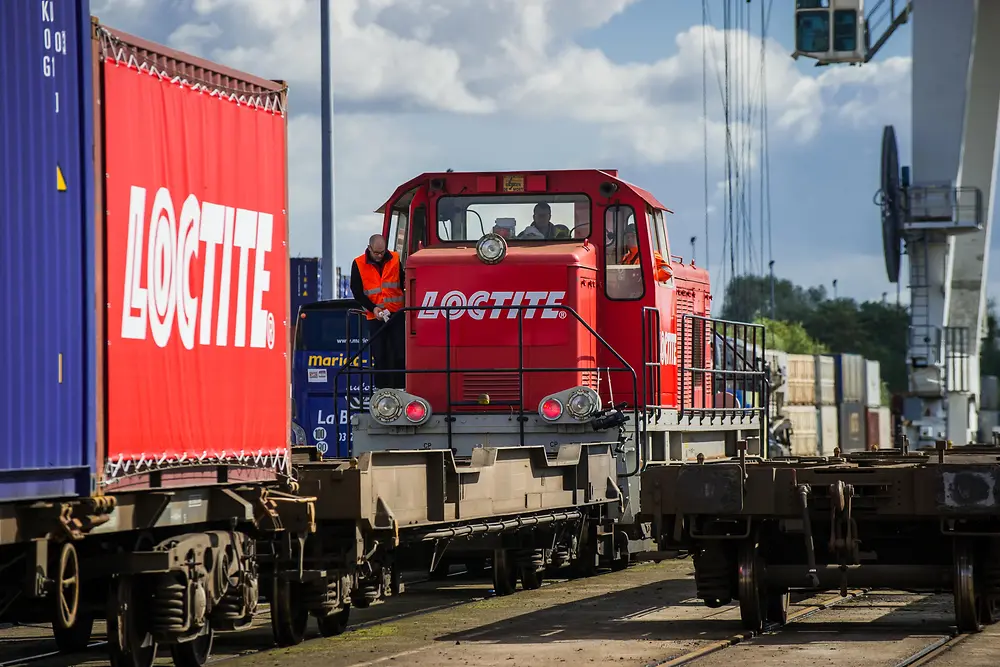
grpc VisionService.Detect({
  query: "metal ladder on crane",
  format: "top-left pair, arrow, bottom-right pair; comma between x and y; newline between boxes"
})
907,236 -> 934,374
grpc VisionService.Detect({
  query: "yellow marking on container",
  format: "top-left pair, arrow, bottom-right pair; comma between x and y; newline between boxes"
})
56,165 -> 67,192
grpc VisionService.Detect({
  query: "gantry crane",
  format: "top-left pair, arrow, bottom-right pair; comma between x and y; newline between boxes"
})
792,0 -> 1000,448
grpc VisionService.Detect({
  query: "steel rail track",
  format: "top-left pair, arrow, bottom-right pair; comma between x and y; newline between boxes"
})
0,568 -> 478,667
893,632 -> 972,667
644,589 -> 873,667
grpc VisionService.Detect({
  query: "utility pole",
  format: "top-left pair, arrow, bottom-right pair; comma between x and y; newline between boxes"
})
768,260 -> 776,318
832,279 -> 839,300
320,0 -> 336,299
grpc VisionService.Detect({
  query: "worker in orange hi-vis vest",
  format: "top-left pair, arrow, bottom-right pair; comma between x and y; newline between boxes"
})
350,234 -> 406,389
621,223 -> 672,282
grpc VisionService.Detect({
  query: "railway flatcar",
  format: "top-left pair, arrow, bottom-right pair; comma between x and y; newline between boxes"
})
277,168 -> 767,641
641,439 -> 1000,633
1,11 -> 312,667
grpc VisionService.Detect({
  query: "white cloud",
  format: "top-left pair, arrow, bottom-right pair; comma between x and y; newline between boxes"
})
91,0 -> 915,299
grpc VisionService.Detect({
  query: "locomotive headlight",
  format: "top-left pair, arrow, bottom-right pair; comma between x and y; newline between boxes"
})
476,233 -> 507,265
566,387 -> 600,420
370,389 -> 403,423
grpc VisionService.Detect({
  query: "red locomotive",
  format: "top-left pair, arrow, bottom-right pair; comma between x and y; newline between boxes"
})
344,168 -> 766,568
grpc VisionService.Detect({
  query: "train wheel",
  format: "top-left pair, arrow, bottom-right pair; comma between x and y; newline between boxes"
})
765,587 -> 790,626
520,565 -> 542,591
169,629 -> 214,667
390,565 -> 402,596
737,536 -> 767,632
520,549 -> 544,590
53,612 -> 94,653
611,532 -> 630,572
51,543 -> 80,632
107,575 -> 157,667
492,550 -> 517,597
572,538 -> 598,578
317,605 -> 351,637
953,539 -> 985,633
270,576 -> 309,647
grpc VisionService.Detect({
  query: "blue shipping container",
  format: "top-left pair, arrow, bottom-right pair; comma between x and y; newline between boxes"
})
291,300 -> 370,458
290,257 -> 323,320
0,0 -> 96,502
833,353 -> 866,404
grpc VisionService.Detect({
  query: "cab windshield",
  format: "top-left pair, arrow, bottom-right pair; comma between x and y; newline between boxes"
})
436,194 -> 591,243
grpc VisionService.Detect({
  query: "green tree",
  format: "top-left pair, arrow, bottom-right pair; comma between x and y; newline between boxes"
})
754,317 -> 828,354
722,275 -> 908,392
981,298 -> 1000,378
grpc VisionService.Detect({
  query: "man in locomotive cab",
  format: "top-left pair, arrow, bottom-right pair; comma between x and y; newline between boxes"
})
350,234 -> 406,389
621,223 -> 672,282
517,202 -> 556,239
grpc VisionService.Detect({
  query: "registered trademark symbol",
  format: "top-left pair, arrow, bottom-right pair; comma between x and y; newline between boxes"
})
558,311 -> 567,319
266,312 -> 275,349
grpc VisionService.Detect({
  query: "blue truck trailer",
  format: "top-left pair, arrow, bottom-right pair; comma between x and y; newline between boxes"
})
291,300 -> 370,457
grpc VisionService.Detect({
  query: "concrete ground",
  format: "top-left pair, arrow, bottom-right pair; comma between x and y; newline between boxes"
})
3,560 -> 1000,666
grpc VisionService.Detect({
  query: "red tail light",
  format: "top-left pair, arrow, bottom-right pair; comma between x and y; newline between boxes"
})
405,400 -> 428,422
540,398 -> 563,420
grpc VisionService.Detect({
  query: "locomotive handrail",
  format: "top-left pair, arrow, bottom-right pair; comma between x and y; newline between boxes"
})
678,313 -> 768,455
331,303 -> 644,475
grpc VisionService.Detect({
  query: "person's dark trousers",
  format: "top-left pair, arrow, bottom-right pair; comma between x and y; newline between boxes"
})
366,314 -> 406,389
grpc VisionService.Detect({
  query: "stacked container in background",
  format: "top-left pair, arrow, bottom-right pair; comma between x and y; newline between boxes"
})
784,354 -> 819,456
774,352 -> 887,457
765,349 -> 789,420
864,360 -> 884,449
878,406 -> 891,449
832,354 -> 865,453
816,355 -> 840,455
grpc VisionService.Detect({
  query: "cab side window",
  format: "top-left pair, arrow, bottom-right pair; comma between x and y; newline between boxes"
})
405,204 -> 428,264
648,208 -> 673,285
604,205 -> 644,300
390,209 -> 408,256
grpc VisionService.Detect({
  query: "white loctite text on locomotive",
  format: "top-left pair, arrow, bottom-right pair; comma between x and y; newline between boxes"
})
120,185 -> 276,350
417,290 -> 568,320
659,331 -> 678,366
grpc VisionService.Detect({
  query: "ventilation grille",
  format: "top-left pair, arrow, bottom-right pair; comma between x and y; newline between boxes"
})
462,372 -> 520,403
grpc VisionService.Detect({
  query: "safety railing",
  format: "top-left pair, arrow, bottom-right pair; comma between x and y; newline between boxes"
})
331,303 -> 643,475
641,307 -> 662,418
678,315 -> 767,436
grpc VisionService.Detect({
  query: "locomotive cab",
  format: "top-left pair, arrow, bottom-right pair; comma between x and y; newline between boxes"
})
378,171 -> 675,417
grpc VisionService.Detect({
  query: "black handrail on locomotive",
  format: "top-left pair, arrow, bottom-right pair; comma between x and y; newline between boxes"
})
641,307 -> 663,422
330,303 -> 643,473
678,313 -> 767,453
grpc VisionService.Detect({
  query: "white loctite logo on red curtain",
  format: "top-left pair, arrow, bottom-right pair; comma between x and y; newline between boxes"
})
120,185 -> 276,350
417,290 -> 568,320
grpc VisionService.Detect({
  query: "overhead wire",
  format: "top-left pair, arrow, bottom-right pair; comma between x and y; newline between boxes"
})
702,0 -> 710,275
702,0 -> 773,315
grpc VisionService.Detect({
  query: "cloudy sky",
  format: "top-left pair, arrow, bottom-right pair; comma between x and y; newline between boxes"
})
91,0 -> 952,307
